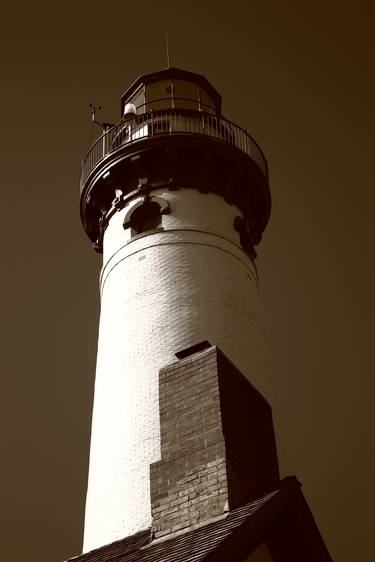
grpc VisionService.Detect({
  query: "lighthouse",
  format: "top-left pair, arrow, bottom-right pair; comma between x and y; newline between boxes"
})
74,68 -> 331,561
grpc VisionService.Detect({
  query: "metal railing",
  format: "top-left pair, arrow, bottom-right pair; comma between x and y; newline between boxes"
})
80,110 -> 268,191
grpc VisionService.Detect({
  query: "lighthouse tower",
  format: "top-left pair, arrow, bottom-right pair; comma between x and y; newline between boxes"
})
76,68 -> 331,562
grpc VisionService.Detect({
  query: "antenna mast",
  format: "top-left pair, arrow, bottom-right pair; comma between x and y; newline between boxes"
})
89,102 -> 102,125
165,30 -> 170,68
87,102 -> 102,151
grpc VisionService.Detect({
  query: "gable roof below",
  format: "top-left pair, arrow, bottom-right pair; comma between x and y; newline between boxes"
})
66,477 -> 331,562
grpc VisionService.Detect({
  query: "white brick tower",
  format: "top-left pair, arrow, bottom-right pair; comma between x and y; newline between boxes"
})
79,68 -> 271,553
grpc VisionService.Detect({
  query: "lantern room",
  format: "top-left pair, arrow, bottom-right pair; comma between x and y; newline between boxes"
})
120,67 -> 221,117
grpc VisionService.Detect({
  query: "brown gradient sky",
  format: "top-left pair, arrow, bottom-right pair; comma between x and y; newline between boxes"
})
1,1 -> 374,560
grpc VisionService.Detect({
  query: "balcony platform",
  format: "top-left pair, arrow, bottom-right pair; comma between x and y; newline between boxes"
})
80,110 -> 270,251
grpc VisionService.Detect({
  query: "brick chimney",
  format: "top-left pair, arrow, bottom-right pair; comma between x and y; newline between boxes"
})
150,345 -> 279,538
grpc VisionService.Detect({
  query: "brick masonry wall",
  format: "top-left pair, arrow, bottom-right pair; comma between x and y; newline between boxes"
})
151,348 -> 228,538
83,189 -> 271,552
217,350 -> 279,506
150,346 -> 278,538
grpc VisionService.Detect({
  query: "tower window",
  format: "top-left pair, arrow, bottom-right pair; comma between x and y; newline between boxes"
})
130,201 -> 161,234
123,195 -> 170,236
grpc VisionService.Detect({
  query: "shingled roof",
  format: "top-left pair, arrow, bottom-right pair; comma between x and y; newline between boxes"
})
66,477 -> 332,562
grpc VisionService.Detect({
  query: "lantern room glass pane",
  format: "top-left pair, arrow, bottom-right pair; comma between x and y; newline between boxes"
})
145,80 -> 173,111
128,85 -> 145,112
199,88 -> 216,113
172,79 -> 199,110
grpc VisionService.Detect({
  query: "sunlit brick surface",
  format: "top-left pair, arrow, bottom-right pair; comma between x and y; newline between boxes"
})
83,189 -> 270,552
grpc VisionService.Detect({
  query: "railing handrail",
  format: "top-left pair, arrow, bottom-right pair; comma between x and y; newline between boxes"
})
80,109 -> 268,192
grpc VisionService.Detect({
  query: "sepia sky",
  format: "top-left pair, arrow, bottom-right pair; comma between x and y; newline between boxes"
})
1,1 -> 374,561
